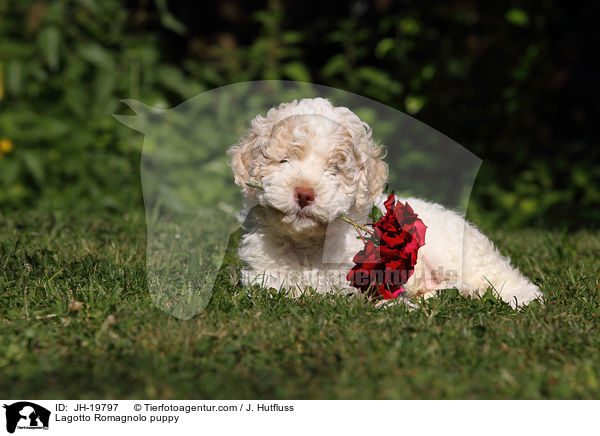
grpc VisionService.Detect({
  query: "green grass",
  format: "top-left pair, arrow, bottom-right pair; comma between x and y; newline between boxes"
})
1,210 -> 599,399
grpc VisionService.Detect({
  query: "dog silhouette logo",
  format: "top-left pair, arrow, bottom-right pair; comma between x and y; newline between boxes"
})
3,402 -> 50,434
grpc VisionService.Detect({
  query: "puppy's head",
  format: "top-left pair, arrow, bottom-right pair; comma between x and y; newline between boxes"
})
228,98 -> 388,236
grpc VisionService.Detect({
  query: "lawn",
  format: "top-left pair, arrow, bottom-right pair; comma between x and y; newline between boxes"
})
1,210 -> 599,399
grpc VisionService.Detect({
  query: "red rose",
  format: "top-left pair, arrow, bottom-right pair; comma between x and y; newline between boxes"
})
346,193 -> 427,300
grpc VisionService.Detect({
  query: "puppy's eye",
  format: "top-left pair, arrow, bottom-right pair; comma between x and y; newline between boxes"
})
280,159 -> 289,163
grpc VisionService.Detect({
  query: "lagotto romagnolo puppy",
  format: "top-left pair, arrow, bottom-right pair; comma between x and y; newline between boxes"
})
228,98 -> 542,309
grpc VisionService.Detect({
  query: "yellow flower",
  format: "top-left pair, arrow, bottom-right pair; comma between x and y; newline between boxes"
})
0,138 -> 13,153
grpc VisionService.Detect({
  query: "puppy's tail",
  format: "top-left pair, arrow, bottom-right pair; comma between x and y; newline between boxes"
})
486,275 -> 543,309
462,223 -> 543,309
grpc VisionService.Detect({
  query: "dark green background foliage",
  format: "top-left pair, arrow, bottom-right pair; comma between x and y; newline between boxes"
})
1,0 -> 598,227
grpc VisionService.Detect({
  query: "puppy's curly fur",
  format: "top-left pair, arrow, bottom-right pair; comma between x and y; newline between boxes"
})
228,98 -> 542,308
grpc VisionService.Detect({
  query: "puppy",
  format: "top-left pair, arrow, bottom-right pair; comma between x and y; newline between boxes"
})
228,98 -> 542,308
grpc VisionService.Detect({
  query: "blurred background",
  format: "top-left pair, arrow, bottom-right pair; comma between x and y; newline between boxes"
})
0,0 -> 598,229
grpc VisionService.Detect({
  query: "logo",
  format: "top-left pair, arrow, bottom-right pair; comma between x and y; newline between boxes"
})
3,402 -> 50,434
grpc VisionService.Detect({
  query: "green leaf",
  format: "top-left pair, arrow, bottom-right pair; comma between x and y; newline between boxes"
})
375,38 -> 395,58
154,0 -> 188,35
281,31 -> 304,45
421,64 -> 436,81
6,61 -> 22,95
77,43 -> 115,69
282,62 -> 311,82
157,65 -> 204,97
369,205 -> 383,222
322,54 -> 347,78
74,0 -> 99,12
356,67 -> 391,87
506,8 -> 529,27
21,151 -> 45,185
38,27 -> 60,71
399,17 -> 421,35
405,95 -> 427,114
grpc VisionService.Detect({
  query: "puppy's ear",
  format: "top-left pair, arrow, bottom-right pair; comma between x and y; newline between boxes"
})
334,107 -> 388,209
228,130 -> 261,194
354,136 -> 388,209
367,146 -> 388,202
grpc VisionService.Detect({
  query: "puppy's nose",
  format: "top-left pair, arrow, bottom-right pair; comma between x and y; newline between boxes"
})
294,187 -> 315,209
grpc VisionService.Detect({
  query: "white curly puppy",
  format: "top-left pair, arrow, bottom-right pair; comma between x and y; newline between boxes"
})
228,98 -> 542,308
